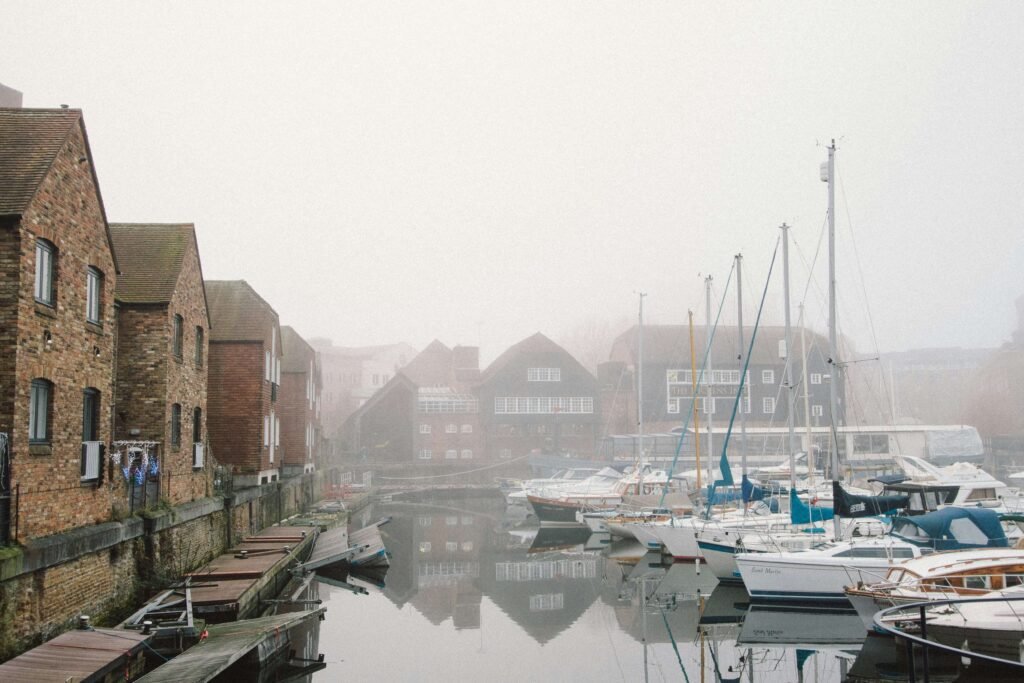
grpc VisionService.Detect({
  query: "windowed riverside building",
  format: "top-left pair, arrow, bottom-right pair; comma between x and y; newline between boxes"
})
601,324 -> 840,438
279,326 -> 323,476
109,223 -> 211,506
476,333 -> 600,461
205,280 -> 283,487
0,108 -> 119,542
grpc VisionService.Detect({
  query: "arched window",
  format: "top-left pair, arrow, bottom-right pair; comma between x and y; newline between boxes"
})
172,315 -> 184,359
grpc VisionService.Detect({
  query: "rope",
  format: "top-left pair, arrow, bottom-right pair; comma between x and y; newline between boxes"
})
658,262 -> 736,507
660,607 -> 691,683
378,451 -> 533,480
706,235 -> 782,516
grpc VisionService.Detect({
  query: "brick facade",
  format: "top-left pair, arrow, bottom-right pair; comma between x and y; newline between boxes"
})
0,110 -> 118,541
205,280 -> 282,486
110,224 -> 211,506
280,326 -> 321,477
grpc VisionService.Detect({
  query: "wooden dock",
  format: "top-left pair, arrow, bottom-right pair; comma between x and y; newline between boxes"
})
0,626 -> 151,682
186,525 -> 315,623
135,609 -> 325,682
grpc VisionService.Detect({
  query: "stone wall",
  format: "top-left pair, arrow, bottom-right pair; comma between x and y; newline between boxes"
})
0,468 -> 334,661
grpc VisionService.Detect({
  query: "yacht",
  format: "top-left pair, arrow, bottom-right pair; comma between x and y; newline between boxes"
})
736,506 -> 1010,605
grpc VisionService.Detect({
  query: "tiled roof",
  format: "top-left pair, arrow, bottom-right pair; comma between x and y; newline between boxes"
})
610,324 -> 831,366
480,332 -> 592,383
205,280 -> 278,343
281,326 -> 315,373
109,223 -> 193,303
0,108 -> 81,216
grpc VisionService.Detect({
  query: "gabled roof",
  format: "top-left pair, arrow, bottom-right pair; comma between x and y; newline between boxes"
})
480,332 -> 593,383
281,326 -> 315,373
400,339 -> 454,387
0,107 -> 119,271
205,280 -> 279,343
109,224 -> 210,322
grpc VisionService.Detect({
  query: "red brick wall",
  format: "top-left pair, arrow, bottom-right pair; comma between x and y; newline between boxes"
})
208,341 -> 280,476
280,370 -> 310,470
3,120 -> 118,541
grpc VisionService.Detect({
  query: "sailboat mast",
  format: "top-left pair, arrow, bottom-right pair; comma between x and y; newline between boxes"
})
735,254 -> 747,476
825,140 -> 840,482
637,292 -> 646,493
704,276 -> 714,487
689,309 -> 702,490
781,223 -> 796,490
800,303 -> 815,488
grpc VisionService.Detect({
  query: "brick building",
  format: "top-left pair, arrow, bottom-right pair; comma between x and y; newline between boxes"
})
0,108 -> 119,542
109,223 -> 211,505
603,325 -> 839,435
477,333 -> 600,460
280,326 -> 322,477
205,280 -> 282,487
341,341 -> 483,462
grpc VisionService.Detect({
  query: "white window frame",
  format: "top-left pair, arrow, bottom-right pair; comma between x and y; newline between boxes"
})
445,449 -> 457,459
418,449 -> 432,460
34,239 -> 55,306
811,404 -> 824,417
761,369 -> 774,385
811,373 -> 822,385
446,423 -> 457,434
461,424 -> 472,433
460,449 -> 472,459
763,397 -> 776,414
527,367 -> 561,382
420,424 -> 431,434
86,267 -> 102,323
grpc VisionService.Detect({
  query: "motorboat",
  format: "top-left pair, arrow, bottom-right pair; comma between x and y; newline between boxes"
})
844,547 -> 1024,632
503,468 -> 601,505
526,465 -> 676,525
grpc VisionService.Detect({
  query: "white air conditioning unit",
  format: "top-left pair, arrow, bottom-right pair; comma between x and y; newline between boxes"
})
193,442 -> 205,469
81,441 -> 102,481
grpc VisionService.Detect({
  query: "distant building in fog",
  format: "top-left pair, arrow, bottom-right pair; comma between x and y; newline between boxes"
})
0,83 -> 22,107
309,339 -> 416,441
602,325 -> 838,435
340,333 -> 600,462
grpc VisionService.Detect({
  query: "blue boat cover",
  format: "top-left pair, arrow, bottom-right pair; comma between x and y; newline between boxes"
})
891,506 -> 1009,550
741,474 -> 765,503
789,488 -> 835,525
832,480 -> 909,518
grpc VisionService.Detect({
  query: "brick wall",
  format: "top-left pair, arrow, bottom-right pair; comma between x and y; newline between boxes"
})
4,120 -> 118,541
164,238 -> 210,504
207,342 -> 269,474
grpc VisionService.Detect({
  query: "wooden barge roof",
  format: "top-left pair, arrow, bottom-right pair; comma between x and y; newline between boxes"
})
0,627 -> 150,682
136,608 -> 326,683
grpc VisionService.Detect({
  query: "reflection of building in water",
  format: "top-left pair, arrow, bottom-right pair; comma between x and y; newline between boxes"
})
481,550 -> 601,644
377,500 -> 502,631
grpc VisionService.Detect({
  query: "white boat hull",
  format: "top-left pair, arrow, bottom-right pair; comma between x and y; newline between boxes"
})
737,554 -> 893,604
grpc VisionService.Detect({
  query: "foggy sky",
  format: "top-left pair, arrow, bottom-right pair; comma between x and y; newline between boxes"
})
3,2 -> 1022,364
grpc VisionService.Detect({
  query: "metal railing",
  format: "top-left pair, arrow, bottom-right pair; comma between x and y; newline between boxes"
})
873,595 -> 1024,679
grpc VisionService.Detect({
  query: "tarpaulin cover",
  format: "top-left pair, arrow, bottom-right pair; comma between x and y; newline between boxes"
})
832,480 -> 909,518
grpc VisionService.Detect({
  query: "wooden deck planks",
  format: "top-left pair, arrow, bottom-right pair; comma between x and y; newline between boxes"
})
135,608 -> 325,682
0,628 -> 150,682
